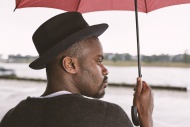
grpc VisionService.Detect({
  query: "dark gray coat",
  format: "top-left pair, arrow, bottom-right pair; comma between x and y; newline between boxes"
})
0,94 -> 133,127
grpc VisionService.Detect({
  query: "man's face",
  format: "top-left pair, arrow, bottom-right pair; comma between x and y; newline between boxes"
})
76,38 -> 109,99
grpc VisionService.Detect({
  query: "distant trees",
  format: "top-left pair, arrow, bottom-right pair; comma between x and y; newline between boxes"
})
142,54 -> 170,62
183,50 -> 190,63
6,54 -> 37,63
104,53 -> 131,62
1,52 -> 190,63
104,52 -> 190,63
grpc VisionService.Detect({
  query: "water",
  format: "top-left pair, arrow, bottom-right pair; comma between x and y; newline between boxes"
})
0,63 -> 190,88
108,66 -> 190,87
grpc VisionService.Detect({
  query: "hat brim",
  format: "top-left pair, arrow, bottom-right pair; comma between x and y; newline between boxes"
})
29,23 -> 108,70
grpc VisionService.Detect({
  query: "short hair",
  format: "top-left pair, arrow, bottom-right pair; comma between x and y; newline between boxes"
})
46,36 -> 99,73
61,36 -> 99,59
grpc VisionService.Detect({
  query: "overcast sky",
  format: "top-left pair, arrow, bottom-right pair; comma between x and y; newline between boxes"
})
1,0 -> 190,56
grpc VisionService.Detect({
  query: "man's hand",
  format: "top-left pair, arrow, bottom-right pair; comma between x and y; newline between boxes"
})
133,77 -> 154,127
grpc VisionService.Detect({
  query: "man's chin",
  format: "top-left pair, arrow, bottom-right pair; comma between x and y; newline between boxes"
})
92,90 -> 105,99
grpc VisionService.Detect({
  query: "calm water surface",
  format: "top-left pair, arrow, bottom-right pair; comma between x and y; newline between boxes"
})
1,63 -> 190,87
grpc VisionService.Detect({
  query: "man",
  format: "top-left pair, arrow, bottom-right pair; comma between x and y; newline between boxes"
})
0,12 -> 153,127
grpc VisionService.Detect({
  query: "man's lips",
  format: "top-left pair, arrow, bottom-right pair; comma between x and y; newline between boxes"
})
103,76 -> 108,88
103,80 -> 108,88
104,80 -> 108,83
103,76 -> 108,82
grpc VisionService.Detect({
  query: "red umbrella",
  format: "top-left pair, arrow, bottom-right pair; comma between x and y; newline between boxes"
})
15,0 -> 190,13
14,0 -> 190,126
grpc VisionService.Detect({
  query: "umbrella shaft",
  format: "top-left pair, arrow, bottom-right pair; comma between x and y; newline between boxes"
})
132,2 -> 141,126
134,0 -> 142,77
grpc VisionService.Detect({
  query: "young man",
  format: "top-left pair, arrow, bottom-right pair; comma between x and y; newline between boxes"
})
0,12 -> 153,127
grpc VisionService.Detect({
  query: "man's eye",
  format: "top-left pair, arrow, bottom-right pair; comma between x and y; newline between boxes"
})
97,60 -> 102,64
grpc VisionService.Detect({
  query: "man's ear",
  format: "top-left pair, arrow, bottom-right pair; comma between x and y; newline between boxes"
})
61,57 -> 77,74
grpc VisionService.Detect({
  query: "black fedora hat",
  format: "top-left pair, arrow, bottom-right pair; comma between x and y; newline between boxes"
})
29,12 -> 108,69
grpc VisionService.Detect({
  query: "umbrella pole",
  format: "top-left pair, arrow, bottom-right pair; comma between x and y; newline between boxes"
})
131,0 -> 141,126
134,0 -> 142,78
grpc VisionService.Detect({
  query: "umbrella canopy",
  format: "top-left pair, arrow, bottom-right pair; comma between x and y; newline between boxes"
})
15,0 -> 190,13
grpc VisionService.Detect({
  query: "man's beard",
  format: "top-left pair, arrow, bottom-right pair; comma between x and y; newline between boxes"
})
92,76 -> 108,99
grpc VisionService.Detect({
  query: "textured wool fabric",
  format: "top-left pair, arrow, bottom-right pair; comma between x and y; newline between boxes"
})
0,94 -> 133,127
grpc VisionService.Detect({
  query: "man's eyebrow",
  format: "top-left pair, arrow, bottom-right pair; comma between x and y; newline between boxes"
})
96,55 -> 104,60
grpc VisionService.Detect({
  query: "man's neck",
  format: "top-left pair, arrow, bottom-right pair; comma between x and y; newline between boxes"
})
42,77 -> 81,96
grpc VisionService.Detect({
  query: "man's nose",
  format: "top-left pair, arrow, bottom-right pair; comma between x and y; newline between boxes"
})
102,65 -> 109,75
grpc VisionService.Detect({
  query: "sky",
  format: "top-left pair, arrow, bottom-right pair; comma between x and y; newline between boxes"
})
1,0 -> 190,56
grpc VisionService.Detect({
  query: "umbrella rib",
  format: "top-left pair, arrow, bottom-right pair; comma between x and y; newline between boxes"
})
76,0 -> 81,12
13,0 -> 22,12
144,0 -> 148,13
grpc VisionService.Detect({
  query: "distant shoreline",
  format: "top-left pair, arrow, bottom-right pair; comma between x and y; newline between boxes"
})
103,60 -> 190,68
1,61 -> 190,68
0,75 -> 187,92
